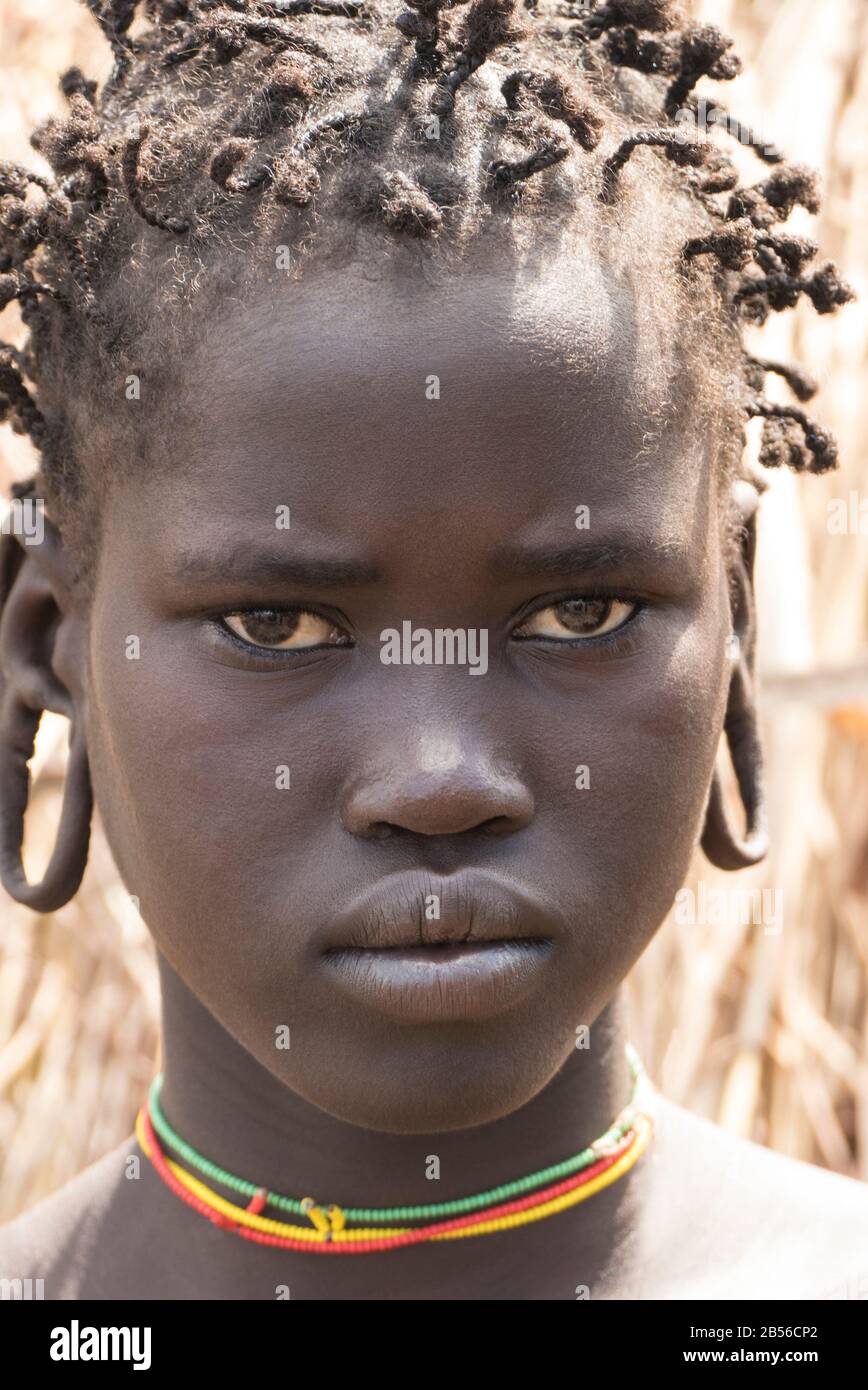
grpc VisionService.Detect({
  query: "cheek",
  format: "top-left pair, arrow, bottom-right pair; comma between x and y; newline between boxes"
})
546,588 -> 731,992
601,644 -> 725,870
84,594 -> 402,1067
84,613 -> 324,951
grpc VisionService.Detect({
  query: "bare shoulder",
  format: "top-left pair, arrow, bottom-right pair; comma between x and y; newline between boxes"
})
647,1095 -> 868,1300
0,1134 -> 139,1300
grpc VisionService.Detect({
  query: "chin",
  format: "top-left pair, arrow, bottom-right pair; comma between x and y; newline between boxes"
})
263,1029 -> 569,1134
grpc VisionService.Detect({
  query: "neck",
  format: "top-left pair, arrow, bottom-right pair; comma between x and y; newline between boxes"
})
153,955 -> 650,1297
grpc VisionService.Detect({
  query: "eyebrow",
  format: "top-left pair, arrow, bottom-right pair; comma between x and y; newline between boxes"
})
171,535 -> 686,589
487,536 -> 688,581
171,545 -> 384,589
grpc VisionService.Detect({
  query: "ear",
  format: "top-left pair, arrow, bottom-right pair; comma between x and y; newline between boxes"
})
727,476 -> 761,667
0,499 -> 93,911
700,475 -> 769,871
0,503 -> 85,718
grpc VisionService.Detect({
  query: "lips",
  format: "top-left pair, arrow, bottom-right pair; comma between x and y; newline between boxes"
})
319,870 -> 557,1023
321,868 -> 556,952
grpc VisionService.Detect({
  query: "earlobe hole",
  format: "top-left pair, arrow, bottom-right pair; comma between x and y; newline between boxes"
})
17,711 -> 70,889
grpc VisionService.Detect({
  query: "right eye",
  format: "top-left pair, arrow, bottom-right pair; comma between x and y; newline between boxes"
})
512,596 -> 638,642
220,608 -> 353,652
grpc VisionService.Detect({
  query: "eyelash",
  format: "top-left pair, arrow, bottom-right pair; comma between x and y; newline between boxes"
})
208,594 -> 647,660
207,610 -> 346,662
512,592 -> 646,652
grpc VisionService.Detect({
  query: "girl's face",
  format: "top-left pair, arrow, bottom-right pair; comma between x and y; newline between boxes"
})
81,254 -> 734,1132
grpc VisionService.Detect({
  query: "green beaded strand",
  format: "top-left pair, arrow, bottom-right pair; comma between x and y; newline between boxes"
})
146,1041 -> 650,1225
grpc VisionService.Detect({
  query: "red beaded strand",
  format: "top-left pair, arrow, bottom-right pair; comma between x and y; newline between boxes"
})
141,1105 -> 644,1254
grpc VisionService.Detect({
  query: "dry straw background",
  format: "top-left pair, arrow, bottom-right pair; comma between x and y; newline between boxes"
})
1,0 -> 867,1222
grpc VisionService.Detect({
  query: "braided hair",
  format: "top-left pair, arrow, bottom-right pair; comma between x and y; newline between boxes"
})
0,0 -> 854,589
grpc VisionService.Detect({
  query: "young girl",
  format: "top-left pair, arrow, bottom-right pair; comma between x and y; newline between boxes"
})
0,0 -> 866,1301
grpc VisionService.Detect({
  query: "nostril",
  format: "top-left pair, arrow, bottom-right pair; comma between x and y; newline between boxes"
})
349,816 -> 521,844
340,768 -> 535,839
365,822 -> 396,841
478,815 -> 520,836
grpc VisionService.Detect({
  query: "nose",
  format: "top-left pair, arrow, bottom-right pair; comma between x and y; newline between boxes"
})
340,733 -> 534,839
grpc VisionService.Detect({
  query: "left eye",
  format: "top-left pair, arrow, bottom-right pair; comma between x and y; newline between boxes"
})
220,608 -> 352,651
513,597 -> 637,641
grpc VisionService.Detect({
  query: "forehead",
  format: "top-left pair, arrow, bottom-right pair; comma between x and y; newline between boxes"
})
120,252 -> 719,571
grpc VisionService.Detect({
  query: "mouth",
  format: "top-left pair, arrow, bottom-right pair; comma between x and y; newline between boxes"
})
319,871 -> 557,1023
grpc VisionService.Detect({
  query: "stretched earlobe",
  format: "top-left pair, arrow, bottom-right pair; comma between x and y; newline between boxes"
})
701,661 -> 769,870
700,473 -> 769,870
0,686 -> 93,911
0,510 -> 93,913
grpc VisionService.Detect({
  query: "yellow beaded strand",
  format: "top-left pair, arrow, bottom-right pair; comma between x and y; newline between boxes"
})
135,1106 -> 654,1245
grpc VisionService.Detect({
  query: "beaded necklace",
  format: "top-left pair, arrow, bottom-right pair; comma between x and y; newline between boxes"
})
135,1042 -> 655,1254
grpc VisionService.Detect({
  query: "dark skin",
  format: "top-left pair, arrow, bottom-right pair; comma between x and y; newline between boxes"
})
2,252 -> 868,1299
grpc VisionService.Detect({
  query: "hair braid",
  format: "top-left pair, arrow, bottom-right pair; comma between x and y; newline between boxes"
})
121,126 -> 193,233
0,0 -> 854,592
431,0 -> 528,115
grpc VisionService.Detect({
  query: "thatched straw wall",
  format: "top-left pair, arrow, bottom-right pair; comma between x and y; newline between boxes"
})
1,0 -> 866,1219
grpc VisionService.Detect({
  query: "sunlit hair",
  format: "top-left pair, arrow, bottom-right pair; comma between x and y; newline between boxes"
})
0,0 -> 854,587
